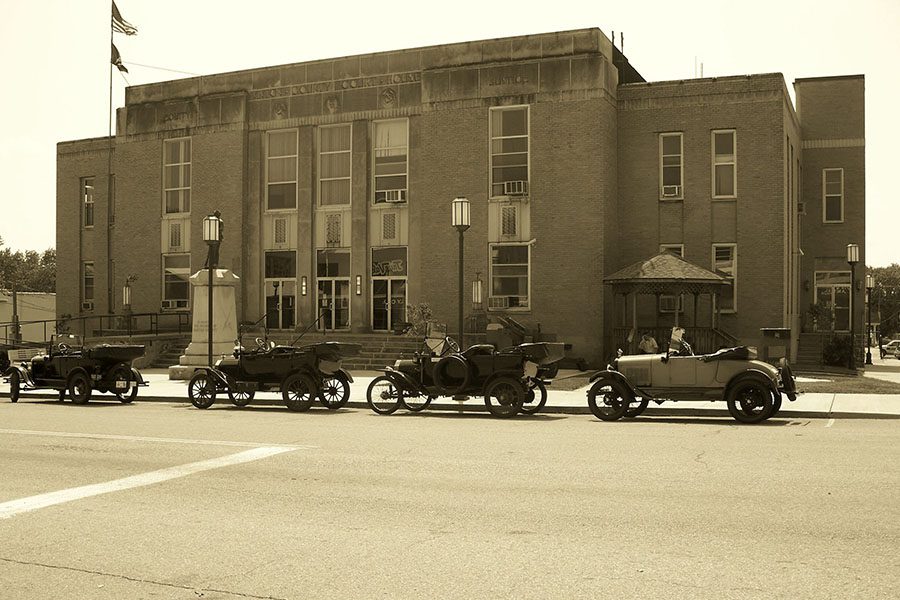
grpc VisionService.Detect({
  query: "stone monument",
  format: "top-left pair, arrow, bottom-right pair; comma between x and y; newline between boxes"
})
168,268 -> 240,380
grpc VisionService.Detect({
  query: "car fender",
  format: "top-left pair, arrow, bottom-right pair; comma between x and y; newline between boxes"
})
723,369 -> 778,400
378,367 -> 420,394
4,364 -> 34,388
587,369 -> 641,397
480,369 -> 525,395
130,367 -> 148,386
336,368 -> 353,384
193,367 -> 230,389
282,368 -> 320,393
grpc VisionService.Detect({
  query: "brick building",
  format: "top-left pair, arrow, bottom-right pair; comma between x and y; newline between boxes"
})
56,28 -> 865,365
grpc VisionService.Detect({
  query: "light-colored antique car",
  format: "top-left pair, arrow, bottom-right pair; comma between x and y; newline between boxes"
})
586,327 -> 798,423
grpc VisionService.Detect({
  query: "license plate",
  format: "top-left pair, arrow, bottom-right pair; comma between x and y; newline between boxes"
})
116,381 -> 128,389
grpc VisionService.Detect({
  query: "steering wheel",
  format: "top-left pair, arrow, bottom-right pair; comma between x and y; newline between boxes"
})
255,337 -> 269,350
57,343 -> 70,354
445,337 -> 461,354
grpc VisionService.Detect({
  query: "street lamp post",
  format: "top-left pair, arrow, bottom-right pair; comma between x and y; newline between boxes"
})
203,211 -> 223,368
451,197 -> 470,351
866,273 -> 874,365
847,243 -> 859,370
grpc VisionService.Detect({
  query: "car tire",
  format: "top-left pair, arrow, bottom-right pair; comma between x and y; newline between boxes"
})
366,376 -> 402,415
188,372 -> 217,409
227,390 -> 255,407
110,365 -> 135,403
519,379 -> 548,415
587,379 -> 630,421
401,394 -> 433,412
766,394 -> 783,419
624,397 -> 650,418
726,378 -> 774,424
484,376 -> 526,418
318,373 -> 350,410
9,371 -> 20,403
282,372 -> 316,412
68,372 -> 92,405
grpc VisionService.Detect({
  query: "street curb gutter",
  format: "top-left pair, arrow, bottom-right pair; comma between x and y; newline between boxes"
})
4,392 -> 899,419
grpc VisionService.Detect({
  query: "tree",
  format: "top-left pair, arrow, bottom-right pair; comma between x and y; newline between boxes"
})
0,237 -> 56,293
868,264 -> 900,339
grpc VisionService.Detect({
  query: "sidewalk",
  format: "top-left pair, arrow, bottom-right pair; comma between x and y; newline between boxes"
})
4,368 -> 899,419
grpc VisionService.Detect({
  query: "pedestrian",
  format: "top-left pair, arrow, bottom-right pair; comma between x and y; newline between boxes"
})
638,332 -> 659,354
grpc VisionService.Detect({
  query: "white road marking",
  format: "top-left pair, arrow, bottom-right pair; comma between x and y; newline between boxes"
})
0,428 -> 314,450
826,418 -> 835,428
0,446 -> 296,519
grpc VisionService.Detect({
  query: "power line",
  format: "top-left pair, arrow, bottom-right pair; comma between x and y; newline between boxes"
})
123,61 -> 200,76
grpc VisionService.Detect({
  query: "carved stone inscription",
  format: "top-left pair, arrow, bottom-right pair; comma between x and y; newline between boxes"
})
249,72 -> 420,101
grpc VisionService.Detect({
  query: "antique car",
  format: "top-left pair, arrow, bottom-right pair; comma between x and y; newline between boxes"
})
3,334 -> 147,404
586,327 -> 798,424
187,332 -> 361,412
366,336 -> 565,418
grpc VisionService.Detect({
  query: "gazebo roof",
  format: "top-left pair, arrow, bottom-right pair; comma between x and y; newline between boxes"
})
604,252 -> 728,295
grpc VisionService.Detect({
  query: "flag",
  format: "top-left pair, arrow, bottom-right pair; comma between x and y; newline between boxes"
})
111,43 -> 129,73
112,1 -> 138,35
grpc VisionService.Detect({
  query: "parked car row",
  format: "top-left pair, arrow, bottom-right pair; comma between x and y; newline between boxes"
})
3,328 -> 799,424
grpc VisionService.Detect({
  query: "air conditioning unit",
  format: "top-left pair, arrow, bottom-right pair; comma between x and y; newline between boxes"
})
661,185 -> 682,198
383,189 -> 406,203
81,300 -> 94,312
503,180 -> 528,196
797,201 -> 806,215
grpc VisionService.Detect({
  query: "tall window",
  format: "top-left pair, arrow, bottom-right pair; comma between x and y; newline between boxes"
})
490,106 -> 529,197
823,168 -> 844,223
82,262 -> 94,307
659,244 -> 684,313
317,250 -> 351,330
319,124 -> 351,206
162,254 -> 191,310
373,119 -> 408,204
489,244 -> 530,309
713,244 -> 737,312
163,138 -> 191,214
659,133 -> 683,199
267,130 -> 298,210
81,177 -> 95,228
712,130 -> 736,198
265,251 -> 297,330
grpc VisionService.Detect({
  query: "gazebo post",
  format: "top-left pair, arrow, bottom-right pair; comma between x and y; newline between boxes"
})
631,291 -> 638,354
675,291 -> 681,327
693,292 -> 699,328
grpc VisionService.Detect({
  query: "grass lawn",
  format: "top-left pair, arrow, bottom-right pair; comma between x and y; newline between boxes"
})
550,373 -> 900,395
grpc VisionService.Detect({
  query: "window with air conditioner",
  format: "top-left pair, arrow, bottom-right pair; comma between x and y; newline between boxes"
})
162,254 -> 190,310
163,138 -> 191,214
489,244 -> 530,310
373,119 -> 408,205
267,130 -> 298,210
490,106 -> 529,198
81,262 -> 94,311
659,133 -> 683,200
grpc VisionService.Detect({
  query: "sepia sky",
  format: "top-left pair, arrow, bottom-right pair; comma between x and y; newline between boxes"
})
0,0 -> 897,266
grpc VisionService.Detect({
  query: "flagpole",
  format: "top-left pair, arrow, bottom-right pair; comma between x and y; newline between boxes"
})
107,0 -> 115,313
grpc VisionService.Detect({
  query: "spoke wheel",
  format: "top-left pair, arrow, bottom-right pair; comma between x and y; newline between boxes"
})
228,390 -> 255,407
401,394 -> 433,412
726,379 -> 774,424
282,373 -> 316,412
318,374 -> 350,410
68,372 -> 92,405
188,372 -> 217,409
519,379 -> 547,415
587,380 -> 630,421
484,376 -> 525,418
624,397 -> 650,418
9,371 -> 20,403
366,376 -> 402,415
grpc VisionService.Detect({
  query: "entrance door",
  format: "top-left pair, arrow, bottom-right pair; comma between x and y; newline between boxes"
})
317,279 -> 350,330
265,280 -> 296,330
372,279 -> 407,331
814,271 -> 851,332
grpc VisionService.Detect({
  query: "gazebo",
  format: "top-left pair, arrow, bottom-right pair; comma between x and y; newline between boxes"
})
604,252 -> 737,354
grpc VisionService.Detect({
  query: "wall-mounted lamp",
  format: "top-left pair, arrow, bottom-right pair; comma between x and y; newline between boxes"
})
355,274 -> 362,296
301,276 -> 307,296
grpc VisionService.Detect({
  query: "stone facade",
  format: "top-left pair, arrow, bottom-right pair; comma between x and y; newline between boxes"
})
56,29 -> 865,365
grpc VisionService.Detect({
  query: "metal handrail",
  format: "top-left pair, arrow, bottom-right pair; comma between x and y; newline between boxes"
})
0,311 -> 191,343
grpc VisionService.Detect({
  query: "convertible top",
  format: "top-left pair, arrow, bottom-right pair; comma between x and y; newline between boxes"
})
701,346 -> 757,362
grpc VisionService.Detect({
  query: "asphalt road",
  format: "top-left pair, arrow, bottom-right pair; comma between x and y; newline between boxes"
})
1,400 -> 898,599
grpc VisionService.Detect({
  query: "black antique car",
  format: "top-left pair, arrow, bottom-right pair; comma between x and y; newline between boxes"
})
187,332 -> 361,412
366,336 -> 565,418
3,334 -> 147,404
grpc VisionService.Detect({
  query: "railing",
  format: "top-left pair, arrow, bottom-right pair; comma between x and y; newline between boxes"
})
0,312 -> 191,345
611,326 -> 739,356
